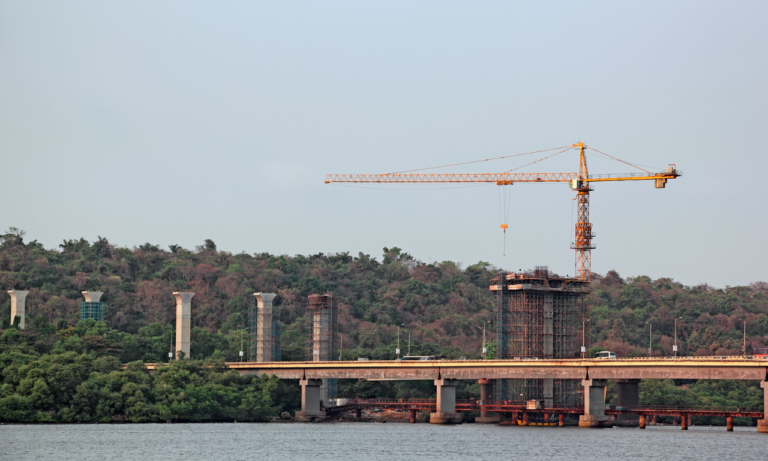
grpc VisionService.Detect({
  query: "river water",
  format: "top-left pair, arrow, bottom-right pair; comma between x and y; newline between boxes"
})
0,423 -> 764,461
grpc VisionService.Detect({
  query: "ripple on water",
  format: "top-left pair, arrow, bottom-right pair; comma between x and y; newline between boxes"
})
0,423 -> 764,461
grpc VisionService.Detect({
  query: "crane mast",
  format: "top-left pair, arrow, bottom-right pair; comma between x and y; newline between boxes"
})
573,142 -> 595,280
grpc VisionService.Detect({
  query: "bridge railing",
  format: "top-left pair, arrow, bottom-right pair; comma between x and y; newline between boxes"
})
622,404 -> 763,413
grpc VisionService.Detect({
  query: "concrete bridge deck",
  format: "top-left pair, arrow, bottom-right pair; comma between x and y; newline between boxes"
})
144,358 -> 768,430
223,357 -> 768,381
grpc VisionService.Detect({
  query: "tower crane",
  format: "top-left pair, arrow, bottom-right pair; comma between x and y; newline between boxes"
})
325,142 -> 681,280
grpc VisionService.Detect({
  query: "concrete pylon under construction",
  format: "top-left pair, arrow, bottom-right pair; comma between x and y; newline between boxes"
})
491,267 -> 588,408
307,294 -> 337,405
81,291 -> 105,321
173,292 -> 194,359
8,290 -> 29,329
253,293 -> 278,362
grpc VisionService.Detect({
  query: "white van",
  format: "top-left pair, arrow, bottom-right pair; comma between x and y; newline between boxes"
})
595,351 -> 617,359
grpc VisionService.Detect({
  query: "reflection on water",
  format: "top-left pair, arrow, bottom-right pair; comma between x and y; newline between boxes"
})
0,423 -> 764,461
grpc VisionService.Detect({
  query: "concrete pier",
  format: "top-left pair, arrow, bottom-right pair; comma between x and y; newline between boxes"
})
614,379 -> 640,427
579,379 -> 612,427
681,414 -> 688,430
639,414 -> 646,429
410,409 -> 417,423
475,379 -> 500,424
7,290 -> 28,329
173,292 -> 194,359
726,416 -> 733,431
759,382 -> 768,433
296,378 -> 326,422
253,293 -> 277,362
430,378 -> 462,424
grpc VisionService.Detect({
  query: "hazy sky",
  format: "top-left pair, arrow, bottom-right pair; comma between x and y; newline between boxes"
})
1,1 -> 766,287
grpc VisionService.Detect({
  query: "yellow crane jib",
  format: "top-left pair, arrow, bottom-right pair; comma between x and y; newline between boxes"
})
324,143 -> 682,280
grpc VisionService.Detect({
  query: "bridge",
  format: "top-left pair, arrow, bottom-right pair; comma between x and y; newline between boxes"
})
149,357 -> 768,431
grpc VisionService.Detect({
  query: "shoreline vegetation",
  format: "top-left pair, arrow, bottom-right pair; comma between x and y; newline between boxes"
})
0,230 -> 766,425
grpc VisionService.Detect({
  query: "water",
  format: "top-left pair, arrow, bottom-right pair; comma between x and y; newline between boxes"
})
0,423 -> 765,461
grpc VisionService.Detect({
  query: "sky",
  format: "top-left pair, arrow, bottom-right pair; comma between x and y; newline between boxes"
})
0,1 -> 766,287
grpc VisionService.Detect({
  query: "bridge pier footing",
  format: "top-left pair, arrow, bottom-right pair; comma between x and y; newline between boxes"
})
410,409 -> 416,424
681,415 -> 688,430
759,382 -> 768,434
429,379 -> 462,424
726,416 -> 733,431
475,379 -> 500,424
296,379 -> 327,422
639,414 -> 646,429
614,379 -> 640,427
579,379 -> 612,428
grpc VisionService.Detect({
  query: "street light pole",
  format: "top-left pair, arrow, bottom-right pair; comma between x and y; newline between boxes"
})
743,320 -> 746,357
397,325 -> 401,359
647,321 -> 652,357
674,317 -> 682,357
581,319 -> 590,358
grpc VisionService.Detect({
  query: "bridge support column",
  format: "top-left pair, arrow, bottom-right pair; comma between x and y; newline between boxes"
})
759,382 -> 768,433
521,412 -> 529,426
430,379 -> 462,424
355,408 -> 361,420
410,409 -> 416,424
253,293 -> 277,362
476,379 -> 499,424
614,379 -> 640,427
296,379 -> 326,422
579,379 -> 612,428
173,292 -> 194,359
8,290 -> 28,329
726,416 -> 733,432
681,414 -> 688,430
559,414 -> 565,427
639,414 -> 646,429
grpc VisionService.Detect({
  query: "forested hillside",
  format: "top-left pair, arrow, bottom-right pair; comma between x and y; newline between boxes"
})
1,228 -> 766,359
1,228 -> 767,423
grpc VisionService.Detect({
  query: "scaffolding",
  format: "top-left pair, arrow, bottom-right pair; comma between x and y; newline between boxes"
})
493,267 -> 588,406
248,296 -> 282,362
306,293 -> 338,402
80,302 -> 104,322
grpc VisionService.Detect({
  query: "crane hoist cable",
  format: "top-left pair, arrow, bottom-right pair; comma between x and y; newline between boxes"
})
498,182 -> 512,256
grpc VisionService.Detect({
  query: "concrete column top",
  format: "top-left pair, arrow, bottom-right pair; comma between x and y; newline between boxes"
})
8,290 -> 29,301
478,378 -> 491,384
582,379 -> 608,387
300,378 -> 322,386
762,381 -> 768,389
173,292 -> 195,304
254,292 -> 277,307
434,378 -> 459,387
615,379 -> 641,384
82,291 -> 103,303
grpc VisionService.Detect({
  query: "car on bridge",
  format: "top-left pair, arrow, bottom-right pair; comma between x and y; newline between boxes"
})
595,351 -> 617,359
